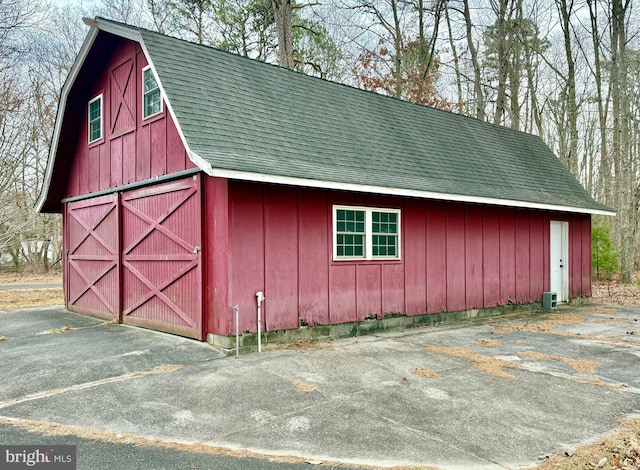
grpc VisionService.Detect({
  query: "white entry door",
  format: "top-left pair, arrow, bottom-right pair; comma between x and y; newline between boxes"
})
550,221 -> 569,302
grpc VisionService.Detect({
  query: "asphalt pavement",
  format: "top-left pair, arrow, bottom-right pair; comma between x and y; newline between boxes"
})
0,304 -> 639,469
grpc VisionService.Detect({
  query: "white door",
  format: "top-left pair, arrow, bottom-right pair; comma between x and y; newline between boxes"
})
550,221 -> 569,302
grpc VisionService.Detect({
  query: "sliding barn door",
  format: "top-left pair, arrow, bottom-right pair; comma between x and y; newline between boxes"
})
65,194 -> 120,320
120,176 -> 203,339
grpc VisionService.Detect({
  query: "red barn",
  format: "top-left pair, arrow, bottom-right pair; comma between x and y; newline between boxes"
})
37,17 -> 614,350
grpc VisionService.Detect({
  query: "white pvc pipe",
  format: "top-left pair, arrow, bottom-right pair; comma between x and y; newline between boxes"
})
256,291 -> 265,352
234,305 -> 239,359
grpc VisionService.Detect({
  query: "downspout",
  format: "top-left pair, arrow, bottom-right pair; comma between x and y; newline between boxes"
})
256,291 -> 265,352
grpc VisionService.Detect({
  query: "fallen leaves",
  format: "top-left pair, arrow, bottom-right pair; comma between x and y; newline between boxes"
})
411,368 -> 441,379
426,346 -> 520,380
39,325 -> 75,335
291,379 -> 319,393
476,339 -> 501,347
592,277 -> 640,307
517,351 -> 598,375
534,418 -> 640,469
492,313 -> 584,335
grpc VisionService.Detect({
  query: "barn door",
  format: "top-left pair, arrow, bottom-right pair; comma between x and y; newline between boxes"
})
120,175 -> 203,339
65,194 -> 120,320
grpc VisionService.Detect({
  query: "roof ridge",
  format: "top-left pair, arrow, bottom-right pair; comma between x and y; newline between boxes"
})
93,16 -> 548,142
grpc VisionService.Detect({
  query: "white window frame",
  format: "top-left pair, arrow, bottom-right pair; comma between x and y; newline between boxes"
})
142,65 -> 163,120
332,205 -> 401,261
88,94 -> 103,144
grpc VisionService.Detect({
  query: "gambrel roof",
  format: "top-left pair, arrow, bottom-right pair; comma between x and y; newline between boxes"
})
37,17 -> 614,215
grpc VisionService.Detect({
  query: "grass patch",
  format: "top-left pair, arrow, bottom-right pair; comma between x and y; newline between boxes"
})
0,288 -> 64,309
0,273 -> 61,285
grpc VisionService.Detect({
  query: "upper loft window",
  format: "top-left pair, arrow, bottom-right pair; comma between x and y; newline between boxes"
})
333,205 -> 401,261
88,95 -> 102,144
143,66 -> 162,119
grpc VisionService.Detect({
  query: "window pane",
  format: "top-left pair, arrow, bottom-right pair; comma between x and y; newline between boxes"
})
144,69 -> 156,92
143,68 -> 161,118
336,209 -> 365,258
372,211 -> 398,258
90,121 -> 101,141
145,89 -> 161,117
89,102 -> 100,120
88,97 -> 101,142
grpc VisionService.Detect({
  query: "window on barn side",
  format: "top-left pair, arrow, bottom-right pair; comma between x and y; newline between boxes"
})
88,95 -> 103,144
333,205 -> 401,261
142,66 -> 162,119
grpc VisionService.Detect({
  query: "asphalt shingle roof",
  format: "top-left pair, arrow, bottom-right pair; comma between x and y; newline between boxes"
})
39,17 -> 613,214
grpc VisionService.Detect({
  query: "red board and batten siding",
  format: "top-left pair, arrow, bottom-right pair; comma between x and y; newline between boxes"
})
65,37 -> 194,201
219,181 -> 592,337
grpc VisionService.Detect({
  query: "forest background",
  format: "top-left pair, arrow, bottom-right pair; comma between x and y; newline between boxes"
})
0,0 -> 637,282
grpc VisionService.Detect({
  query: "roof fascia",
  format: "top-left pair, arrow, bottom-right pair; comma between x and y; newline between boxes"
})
204,166 -> 616,216
35,25 -> 101,212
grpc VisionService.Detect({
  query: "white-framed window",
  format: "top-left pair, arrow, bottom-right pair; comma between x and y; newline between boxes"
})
88,94 -> 103,143
142,66 -> 162,119
333,205 -> 401,260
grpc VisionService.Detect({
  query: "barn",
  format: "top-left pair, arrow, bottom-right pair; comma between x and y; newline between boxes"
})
37,17 -> 614,350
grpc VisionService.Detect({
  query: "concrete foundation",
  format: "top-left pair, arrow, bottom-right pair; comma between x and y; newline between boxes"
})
206,300 -> 579,355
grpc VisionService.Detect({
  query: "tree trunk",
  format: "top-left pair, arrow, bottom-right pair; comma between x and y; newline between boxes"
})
493,0 -> 510,126
272,0 -> 294,68
556,0 -> 579,176
463,0 -> 484,120
445,4 -> 463,110
391,0 -> 403,99
610,0 -> 633,282
587,0 -> 610,205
